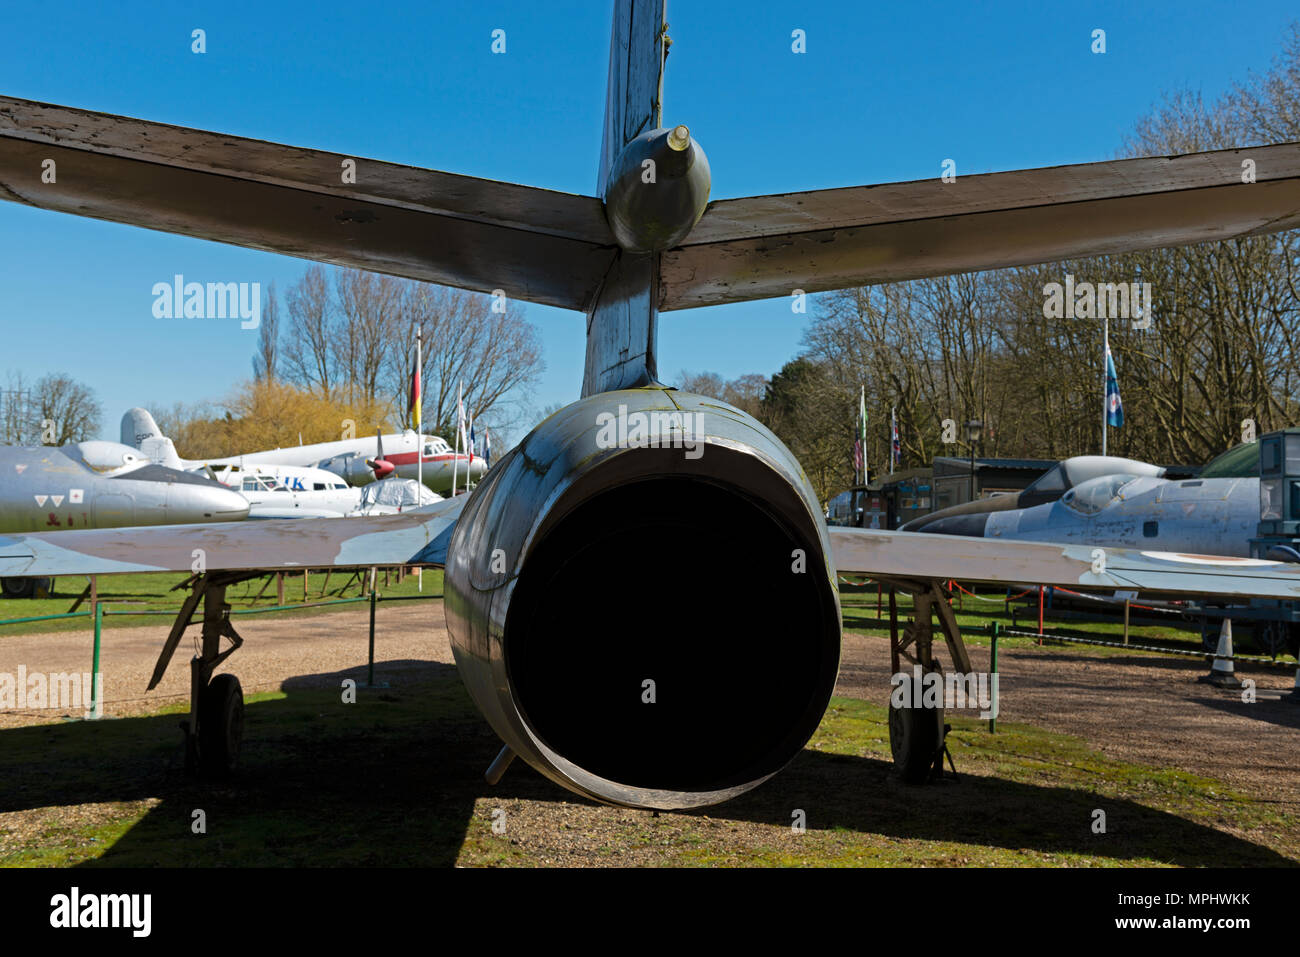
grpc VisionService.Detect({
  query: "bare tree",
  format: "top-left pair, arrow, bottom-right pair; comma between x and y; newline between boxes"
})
33,374 -> 101,445
334,268 -> 401,403
394,283 -> 544,441
676,370 -> 726,398
280,266 -> 334,395
252,281 -> 280,382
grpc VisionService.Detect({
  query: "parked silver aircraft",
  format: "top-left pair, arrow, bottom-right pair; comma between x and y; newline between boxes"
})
901,455 -> 1166,534
123,407 -> 484,495
2,0 -> 1299,809
0,444 -> 249,597
918,471 -> 1258,557
906,443 -> 1269,559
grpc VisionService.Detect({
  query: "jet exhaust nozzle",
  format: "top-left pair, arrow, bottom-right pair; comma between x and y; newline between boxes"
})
443,388 -> 841,810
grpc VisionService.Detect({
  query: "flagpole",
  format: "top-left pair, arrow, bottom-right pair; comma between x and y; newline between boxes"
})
416,328 -> 423,495
1102,316 -> 1109,457
452,380 -> 461,496
890,406 -> 896,475
416,327 -> 423,593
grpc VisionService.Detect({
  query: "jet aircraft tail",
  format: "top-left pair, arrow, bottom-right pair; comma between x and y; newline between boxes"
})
121,407 -> 164,447
121,407 -> 184,468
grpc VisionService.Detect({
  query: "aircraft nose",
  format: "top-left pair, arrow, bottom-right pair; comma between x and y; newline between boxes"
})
172,484 -> 251,523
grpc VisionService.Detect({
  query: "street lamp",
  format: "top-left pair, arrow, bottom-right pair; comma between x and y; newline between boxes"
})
966,419 -> 983,502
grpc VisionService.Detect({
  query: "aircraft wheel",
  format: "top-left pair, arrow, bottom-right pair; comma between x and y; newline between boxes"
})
1,577 -> 52,599
1254,621 -> 1290,658
199,674 -> 244,777
1200,621 -> 1220,654
888,682 -> 944,784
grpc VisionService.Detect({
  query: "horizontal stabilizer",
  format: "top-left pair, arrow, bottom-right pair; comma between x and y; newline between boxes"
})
0,96 -> 616,312
662,144 -> 1300,309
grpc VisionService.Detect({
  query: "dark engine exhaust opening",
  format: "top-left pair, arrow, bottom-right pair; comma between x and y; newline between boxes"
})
504,475 -> 839,793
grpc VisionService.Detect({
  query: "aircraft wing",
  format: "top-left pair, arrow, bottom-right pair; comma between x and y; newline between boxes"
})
3,96 -> 1298,312
831,526 -> 1300,600
0,497 -> 465,578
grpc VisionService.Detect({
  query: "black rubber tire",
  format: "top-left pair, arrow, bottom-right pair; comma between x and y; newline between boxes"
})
1201,622 -> 1220,654
1,577 -> 52,599
1255,620 -> 1290,658
888,679 -> 944,784
199,674 -> 244,777
1203,620 -> 1253,655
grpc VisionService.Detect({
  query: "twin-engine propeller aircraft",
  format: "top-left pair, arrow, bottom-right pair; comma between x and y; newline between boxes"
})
123,407 -> 483,496
3,0 -> 1300,809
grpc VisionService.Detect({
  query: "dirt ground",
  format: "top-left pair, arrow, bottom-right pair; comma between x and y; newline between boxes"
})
1,601 -> 1297,853
837,632 -> 1300,810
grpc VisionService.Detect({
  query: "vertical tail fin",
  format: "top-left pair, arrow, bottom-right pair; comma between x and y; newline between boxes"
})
121,407 -> 184,468
120,407 -> 163,448
582,0 -> 667,398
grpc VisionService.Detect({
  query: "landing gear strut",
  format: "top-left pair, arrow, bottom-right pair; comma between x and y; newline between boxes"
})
882,581 -> 971,784
150,572 -> 253,776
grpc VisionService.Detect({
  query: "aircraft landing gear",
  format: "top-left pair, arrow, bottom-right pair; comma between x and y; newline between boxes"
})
198,673 -> 244,776
1,576 -> 53,599
883,582 -> 969,783
888,693 -> 945,784
1254,619 -> 1300,659
150,572 -> 252,776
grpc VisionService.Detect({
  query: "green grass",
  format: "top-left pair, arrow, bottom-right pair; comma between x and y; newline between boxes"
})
837,583 -> 1294,662
0,568 -> 444,636
1,676 -> 1293,867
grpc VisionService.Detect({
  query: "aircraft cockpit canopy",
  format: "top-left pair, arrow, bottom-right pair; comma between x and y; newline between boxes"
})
422,436 -> 453,456
1060,473 -> 1144,515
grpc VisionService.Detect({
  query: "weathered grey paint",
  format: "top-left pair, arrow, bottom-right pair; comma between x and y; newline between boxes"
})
581,0 -> 667,398
983,476 -> 1258,557
0,97 -> 616,312
830,525 -> 1300,600
0,496 -> 464,578
0,446 -> 248,535
660,144 -> 1300,310
443,387 -> 840,809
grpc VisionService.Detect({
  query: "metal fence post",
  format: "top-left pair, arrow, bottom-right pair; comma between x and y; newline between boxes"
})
989,620 -> 999,734
88,601 -> 103,720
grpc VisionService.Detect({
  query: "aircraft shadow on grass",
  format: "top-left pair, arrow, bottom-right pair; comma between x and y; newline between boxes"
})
0,659 -> 1290,867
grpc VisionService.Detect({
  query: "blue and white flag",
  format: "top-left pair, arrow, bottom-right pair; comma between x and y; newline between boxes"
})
1105,345 -> 1124,428
890,407 -> 900,472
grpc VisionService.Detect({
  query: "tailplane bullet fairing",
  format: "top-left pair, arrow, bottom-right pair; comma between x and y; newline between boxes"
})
3,0 -> 1300,808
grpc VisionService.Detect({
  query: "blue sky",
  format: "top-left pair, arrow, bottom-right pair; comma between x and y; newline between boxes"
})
1,0 -> 1294,442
